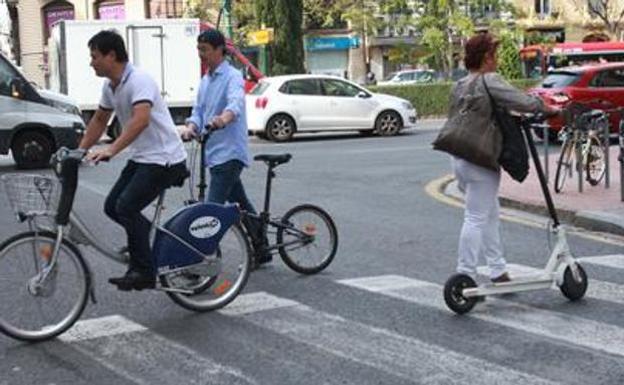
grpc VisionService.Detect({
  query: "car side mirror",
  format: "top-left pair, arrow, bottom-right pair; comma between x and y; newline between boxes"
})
357,91 -> 370,98
10,78 -> 25,99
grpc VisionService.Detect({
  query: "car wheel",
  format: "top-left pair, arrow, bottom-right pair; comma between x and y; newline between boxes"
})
11,130 -> 55,169
266,114 -> 295,142
375,111 -> 402,136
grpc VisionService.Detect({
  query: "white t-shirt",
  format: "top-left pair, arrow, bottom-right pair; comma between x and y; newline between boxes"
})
99,63 -> 186,165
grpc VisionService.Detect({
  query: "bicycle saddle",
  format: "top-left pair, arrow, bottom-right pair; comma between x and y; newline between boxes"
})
254,153 -> 292,165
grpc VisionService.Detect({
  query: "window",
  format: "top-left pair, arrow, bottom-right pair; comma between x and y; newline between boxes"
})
321,79 -> 362,97
0,56 -> 19,97
42,1 -> 75,42
590,69 -> 624,88
250,81 -> 270,96
540,71 -> 581,88
535,0 -> 550,16
280,79 -> 322,96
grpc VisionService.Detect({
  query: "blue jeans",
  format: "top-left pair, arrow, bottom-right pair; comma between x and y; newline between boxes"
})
207,159 -> 256,214
105,160 -> 186,277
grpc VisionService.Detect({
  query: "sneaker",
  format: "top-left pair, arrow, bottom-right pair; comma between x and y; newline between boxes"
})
109,270 -> 155,291
491,272 -> 511,283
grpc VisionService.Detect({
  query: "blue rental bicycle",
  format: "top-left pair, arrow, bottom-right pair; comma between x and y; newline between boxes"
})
0,147 -> 252,342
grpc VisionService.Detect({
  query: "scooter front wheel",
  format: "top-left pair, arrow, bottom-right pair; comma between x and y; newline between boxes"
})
444,274 -> 478,315
559,264 -> 588,301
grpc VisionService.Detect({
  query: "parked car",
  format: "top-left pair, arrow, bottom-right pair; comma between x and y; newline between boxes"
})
0,52 -> 84,169
246,75 -> 418,141
377,69 -> 436,86
528,62 -> 624,140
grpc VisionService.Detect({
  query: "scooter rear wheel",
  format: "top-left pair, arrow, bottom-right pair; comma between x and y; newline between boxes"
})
444,274 -> 478,314
559,264 -> 588,301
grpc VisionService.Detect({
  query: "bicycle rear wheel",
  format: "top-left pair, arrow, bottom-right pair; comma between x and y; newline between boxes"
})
585,136 -> 606,186
0,231 -> 90,342
160,224 -> 251,312
554,139 -> 574,193
276,204 -> 338,275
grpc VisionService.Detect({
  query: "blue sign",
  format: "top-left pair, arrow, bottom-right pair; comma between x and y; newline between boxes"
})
306,36 -> 360,51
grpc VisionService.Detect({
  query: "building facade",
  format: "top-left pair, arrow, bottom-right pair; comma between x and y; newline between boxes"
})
12,0 -> 186,87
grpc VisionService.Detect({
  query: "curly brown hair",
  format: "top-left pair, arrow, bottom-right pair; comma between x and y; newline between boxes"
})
464,33 -> 499,71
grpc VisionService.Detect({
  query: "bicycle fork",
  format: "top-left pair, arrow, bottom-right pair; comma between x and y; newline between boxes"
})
27,227 -> 64,297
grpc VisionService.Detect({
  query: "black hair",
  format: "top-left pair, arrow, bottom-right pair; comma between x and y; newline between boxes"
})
197,29 -> 226,53
88,30 -> 129,63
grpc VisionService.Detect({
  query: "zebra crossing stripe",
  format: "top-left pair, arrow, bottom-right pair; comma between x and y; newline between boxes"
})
233,294 -> 558,385
59,315 -> 257,385
578,254 -> 624,270
338,275 -> 624,357
477,263 -> 624,306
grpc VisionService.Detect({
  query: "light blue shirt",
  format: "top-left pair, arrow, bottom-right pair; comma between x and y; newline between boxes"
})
185,60 -> 250,168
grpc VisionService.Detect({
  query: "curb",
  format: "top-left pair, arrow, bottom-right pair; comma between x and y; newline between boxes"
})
439,176 -> 624,237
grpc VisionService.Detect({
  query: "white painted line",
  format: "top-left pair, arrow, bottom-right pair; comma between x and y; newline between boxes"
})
61,315 -> 257,385
59,315 -> 146,342
218,291 -> 299,316
478,263 -> 624,306
339,275 -> 624,357
236,294 -> 558,385
578,254 -> 624,270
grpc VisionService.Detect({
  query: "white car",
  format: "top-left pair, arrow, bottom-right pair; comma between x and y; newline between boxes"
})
246,74 -> 417,141
377,70 -> 436,87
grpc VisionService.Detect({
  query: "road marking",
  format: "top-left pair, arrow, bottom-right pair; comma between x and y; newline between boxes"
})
425,174 -> 624,247
218,291 -> 299,316
578,254 -> 624,269
59,315 -> 257,385
339,275 -> 624,357
477,263 -> 624,306
235,294 -> 558,385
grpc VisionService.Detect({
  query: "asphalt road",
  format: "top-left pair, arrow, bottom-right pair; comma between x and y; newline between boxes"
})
1,124 -> 624,385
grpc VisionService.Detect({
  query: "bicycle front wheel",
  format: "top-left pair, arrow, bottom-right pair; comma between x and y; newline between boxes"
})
0,231 -> 90,342
554,139 -> 574,193
276,204 -> 338,275
585,136 -> 606,186
160,223 -> 251,312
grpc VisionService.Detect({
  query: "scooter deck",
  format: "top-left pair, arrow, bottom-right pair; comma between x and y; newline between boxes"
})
463,273 -> 556,297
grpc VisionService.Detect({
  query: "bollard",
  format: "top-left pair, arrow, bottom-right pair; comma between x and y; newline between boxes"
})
542,124 -> 549,182
577,136 -> 583,193
620,110 -> 624,202
604,117 -> 610,189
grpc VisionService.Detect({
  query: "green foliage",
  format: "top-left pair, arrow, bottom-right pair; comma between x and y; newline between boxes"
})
497,32 -> 523,80
184,0 -> 211,21
257,0 -> 305,75
303,0 -> 346,30
370,79 -> 539,117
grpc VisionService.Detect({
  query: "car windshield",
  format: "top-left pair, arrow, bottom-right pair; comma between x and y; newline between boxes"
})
384,72 -> 397,81
540,72 -> 581,88
249,81 -> 270,95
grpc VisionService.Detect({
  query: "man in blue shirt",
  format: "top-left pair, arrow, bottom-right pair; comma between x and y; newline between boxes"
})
180,29 -> 270,265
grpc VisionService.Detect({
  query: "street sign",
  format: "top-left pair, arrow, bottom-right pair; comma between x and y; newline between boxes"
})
248,29 -> 273,46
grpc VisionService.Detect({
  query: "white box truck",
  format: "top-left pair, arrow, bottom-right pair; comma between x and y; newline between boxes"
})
48,18 -> 201,138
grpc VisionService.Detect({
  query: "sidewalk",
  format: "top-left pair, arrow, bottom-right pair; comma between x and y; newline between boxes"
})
445,146 -> 624,236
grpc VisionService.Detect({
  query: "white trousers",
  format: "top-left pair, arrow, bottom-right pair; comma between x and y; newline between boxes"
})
452,157 -> 506,279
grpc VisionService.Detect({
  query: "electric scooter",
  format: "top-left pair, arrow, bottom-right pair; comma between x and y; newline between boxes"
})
443,113 -> 589,315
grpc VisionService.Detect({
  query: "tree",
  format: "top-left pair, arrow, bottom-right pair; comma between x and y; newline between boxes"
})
417,0 -> 474,77
496,31 -> 523,80
256,0 -> 305,75
570,0 -> 624,39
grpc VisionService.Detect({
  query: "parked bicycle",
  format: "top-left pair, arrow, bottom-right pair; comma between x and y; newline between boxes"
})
188,127 -> 339,274
554,102 -> 610,193
0,148 -> 252,342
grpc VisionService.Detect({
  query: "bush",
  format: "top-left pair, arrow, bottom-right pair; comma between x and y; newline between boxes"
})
370,79 -> 540,118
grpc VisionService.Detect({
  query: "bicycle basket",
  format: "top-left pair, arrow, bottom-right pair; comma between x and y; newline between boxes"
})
1,174 -> 60,220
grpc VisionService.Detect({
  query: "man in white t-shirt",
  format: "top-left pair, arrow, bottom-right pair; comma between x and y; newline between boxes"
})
79,30 -> 188,291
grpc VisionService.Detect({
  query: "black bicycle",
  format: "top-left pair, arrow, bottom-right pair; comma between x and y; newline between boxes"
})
187,126 -> 338,274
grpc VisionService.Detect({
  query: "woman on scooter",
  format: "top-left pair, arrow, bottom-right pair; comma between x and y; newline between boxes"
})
450,33 -> 559,283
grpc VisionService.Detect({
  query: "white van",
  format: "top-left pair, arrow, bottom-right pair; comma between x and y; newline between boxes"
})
0,52 -> 85,169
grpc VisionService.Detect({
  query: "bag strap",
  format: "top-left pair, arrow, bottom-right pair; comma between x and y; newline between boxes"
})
481,74 -> 497,110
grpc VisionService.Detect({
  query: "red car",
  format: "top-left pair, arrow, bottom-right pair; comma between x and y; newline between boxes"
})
528,62 -> 624,140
